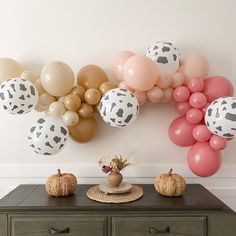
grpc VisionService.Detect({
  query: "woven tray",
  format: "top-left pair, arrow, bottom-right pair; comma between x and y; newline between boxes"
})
87,185 -> 143,204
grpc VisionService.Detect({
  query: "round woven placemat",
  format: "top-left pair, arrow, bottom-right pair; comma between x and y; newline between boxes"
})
87,185 -> 143,203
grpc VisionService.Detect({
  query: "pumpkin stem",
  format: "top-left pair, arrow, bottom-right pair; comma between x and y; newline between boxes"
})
168,168 -> 173,176
57,169 -> 62,176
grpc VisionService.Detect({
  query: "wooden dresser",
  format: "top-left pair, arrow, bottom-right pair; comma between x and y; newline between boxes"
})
0,184 -> 235,236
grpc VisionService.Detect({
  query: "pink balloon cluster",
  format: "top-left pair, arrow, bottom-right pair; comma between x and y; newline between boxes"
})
169,76 -> 234,177
112,50 -> 184,105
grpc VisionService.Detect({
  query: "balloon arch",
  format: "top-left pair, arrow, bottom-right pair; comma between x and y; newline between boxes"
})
0,41 -> 235,177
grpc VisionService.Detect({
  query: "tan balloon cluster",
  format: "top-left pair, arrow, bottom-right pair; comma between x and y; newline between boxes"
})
27,62 -> 117,143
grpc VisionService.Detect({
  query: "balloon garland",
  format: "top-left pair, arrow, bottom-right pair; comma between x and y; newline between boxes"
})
0,41 -> 235,177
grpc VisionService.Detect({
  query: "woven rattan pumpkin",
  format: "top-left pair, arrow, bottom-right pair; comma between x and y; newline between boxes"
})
46,169 -> 77,197
154,168 -> 186,197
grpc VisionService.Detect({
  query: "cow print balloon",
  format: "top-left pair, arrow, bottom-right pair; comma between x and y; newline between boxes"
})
28,115 -> 69,155
205,97 -> 236,138
146,41 -> 181,76
0,78 -> 39,114
99,88 -> 139,128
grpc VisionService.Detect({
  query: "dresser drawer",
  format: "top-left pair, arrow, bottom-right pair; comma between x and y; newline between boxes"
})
112,216 -> 207,236
10,215 -> 107,236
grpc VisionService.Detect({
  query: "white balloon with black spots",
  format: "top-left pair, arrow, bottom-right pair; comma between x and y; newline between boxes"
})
99,88 -> 139,128
205,97 -> 236,138
146,41 -> 181,76
0,78 -> 39,114
28,115 -> 69,155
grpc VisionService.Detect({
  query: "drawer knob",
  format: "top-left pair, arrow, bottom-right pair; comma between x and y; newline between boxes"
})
49,227 -> 70,234
149,226 -> 170,234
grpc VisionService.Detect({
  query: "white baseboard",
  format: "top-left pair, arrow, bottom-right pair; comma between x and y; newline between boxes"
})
0,163 -> 235,178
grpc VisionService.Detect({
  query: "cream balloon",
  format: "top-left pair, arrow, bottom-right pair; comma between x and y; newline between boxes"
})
34,79 -> 46,95
58,96 -> 66,103
38,93 -> 55,110
40,61 -> 74,96
21,70 -> 37,83
63,111 -> 79,126
49,101 -> 66,117
0,58 -> 24,84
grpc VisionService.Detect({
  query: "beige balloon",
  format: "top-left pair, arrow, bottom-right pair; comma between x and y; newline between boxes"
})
71,85 -> 85,101
64,94 -> 81,111
34,103 -> 46,112
77,64 -> 108,89
49,101 -> 66,116
34,79 -> 46,95
20,70 -> 37,83
40,61 -> 75,96
69,117 -> 97,143
63,111 -> 79,126
78,103 -> 94,118
84,88 -> 101,105
99,81 -> 117,95
38,93 -> 55,110
58,95 -> 66,103
0,58 -> 24,84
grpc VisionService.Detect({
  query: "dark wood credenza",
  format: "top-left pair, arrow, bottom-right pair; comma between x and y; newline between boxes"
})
0,184 -> 235,236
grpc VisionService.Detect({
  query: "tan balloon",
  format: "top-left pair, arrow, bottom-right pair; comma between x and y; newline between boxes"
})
0,58 -> 24,84
71,85 -> 85,101
99,81 -> 117,95
38,93 -> 55,110
84,88 -> 101,105
63,111 -> 79,126
94,104 -> 100,113
64,94 -> 81,111
49,101 -> 66,116
69,117 -> 97,143
41,61 -> 75,96
78,103 -> 94,118
34,79 -> 46,95
77,64 -> 108,89
21,70 -> 37,83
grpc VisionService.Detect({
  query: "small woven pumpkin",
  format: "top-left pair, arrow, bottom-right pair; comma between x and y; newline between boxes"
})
46,169 -> 77,197
154,168 -> 186,197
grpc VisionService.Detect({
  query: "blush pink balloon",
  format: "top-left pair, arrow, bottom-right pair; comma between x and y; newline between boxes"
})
186,108 -> 203,124
187,77 -> 204,92
187,142 -> 222,177
118,81 -> 134,92
112,50 -> 135,81
210,135 -> 227,150
203,76 -> 234,102
189,92 -> 207,108
147,86 -> 163,103
168,116 -> 196,147
134,91 -> 147,106
173,86 -> 190,102
179,53 -> 209,81
175,102 -> 192,115
123,55 -> 158,91
192,125 -> 212,142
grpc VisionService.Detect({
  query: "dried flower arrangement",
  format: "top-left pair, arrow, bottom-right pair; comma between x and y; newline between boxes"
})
99,154 -> 131,174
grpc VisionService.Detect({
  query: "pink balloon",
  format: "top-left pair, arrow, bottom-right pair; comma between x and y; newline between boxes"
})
187,142 -> 222,177
202,102 -> 210,115
210,135 -> 227,150
173,86 -> 190,102
118,81 -> 134,92
123,55 -> 158,91
187,77 -> 204,92
192,125 -> 212,142
147,86 -> 163,103
179,53 -> 209,81
134,91 -> 147,106
203,76 -> 234,102
175,102 -> 191,115
168,116 -> 196,147
112,50 -> 135,81
189,92 -> 207,108
186,108 -> 203,124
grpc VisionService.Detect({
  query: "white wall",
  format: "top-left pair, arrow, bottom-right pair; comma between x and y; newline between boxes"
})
0,0 -> 236,210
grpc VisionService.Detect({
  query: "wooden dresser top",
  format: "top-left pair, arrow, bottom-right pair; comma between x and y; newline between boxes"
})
0,184 -> 233,212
